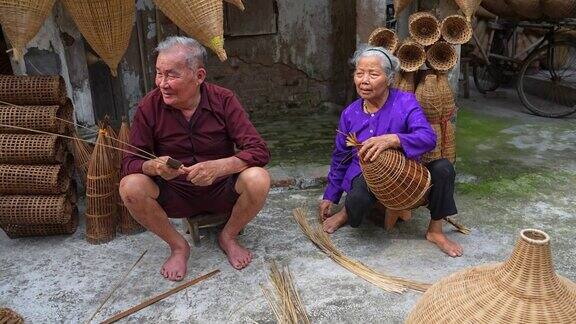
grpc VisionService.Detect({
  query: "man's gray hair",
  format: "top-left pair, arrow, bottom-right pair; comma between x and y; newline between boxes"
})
350,44 -> 400,86
156,36 -> 207,71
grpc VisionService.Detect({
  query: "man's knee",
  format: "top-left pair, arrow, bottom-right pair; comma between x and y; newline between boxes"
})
119,174 -> 158,204
429,158 -> 455,180
237,167 -> 270,195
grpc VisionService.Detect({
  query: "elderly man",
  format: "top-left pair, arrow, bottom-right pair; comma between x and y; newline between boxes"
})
120,36 -> 270,281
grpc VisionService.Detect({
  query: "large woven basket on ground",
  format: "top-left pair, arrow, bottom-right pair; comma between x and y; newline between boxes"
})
61,0 -> 135,76
454,0 -> 482,21
396,39 -> 426,72
415,74 -> 443,122
347,134 -> 431,210
117,119 -> 145,234
421,123 -> 442,164
394,0 -> 414,18
436,73 -> 456,113
0,75 -> 66,105
0,101 -> 72,135
368,28 -> 399,53
394,71 -> 415,93
441,121 -> 456,164
542,0 -> 576,20
154,0 -> 227,61
440,15 -> 472,45
426,41 -> 458,72
0,194 -> 72,225
0,164 -> 70,195
0,0 -> 55,62
2,206 -> 78,238
85,127 -> 117,244
407,229 -> 576,323
0,307 -> 24,324
409,12 -> 441,47
503,0 -> 542,20
0,134 -> 66,164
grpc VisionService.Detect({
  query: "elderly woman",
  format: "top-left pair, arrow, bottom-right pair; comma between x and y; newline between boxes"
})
319,45 -> 463,257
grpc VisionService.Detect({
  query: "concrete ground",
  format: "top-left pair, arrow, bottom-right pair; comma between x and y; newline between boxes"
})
1,86 -> 575,323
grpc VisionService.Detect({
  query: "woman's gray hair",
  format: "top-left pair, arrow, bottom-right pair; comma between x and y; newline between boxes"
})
350,44 -> 400,85
156,36 -> 207,71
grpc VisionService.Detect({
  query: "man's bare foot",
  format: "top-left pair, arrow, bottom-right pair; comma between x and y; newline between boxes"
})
322,209 -> 348,234
160,244 -> 190,281
426,231 -> 463,257
218,233 -> 253,270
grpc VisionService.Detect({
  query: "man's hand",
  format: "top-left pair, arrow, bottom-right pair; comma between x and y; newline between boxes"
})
183,160 -> 223,186
144,156 -> 185,180
319,199 -> 333,221
358,134 -> 400,162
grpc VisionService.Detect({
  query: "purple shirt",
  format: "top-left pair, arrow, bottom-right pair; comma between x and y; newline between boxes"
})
323,89 -> 436,203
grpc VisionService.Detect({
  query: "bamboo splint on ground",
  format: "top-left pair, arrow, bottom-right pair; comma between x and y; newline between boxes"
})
293,208 -> 431,293
261,262 -> 310,324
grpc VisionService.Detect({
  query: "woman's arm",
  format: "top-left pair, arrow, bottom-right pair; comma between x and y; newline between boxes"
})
323,115 -> 353,204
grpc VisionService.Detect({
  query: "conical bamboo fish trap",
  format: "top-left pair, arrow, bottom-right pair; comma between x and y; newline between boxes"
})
440,15 -> 472,45
72,132 -> 93,183
394,71 -> 416,93
396,39 -> 426,72
154,0 -> 227,61
407,229 -> 576,323
421,123 -> 442,164
368,27 -> 399,53
409,12 -> 441,47
2,206 -> 78,238
224,0 -> 245,11
0,134 -> 65,164
441,121 -> 456,164
61,0 -> 135,76
436,73 -> 456,114
394,0 -> 414,18
0,104 -> 70,135
117,118 -> 145,234
0,0 -> 56,62
0,75 -> 66,105
85,127 -> 117,244
426,41 -> 457,72
0,164 -> 70,195
0,194 -> 72,225
542,0 -> 576,20
503,0 -> 542,20
415,74 -> 443,123
454,0 -> 482,21
347,134 -> 431,210
0,307 -> 24,324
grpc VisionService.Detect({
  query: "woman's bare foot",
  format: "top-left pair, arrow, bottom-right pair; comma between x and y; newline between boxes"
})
161,243 -> 190,281
322,208 -> 348,234
426,219 -> 463,257
218,232 -> 253,270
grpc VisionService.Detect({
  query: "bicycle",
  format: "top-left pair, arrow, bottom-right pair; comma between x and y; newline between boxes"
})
472,18 -> 576,118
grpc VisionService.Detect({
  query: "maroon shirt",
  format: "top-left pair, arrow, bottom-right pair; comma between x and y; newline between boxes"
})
122,82 -> 270,182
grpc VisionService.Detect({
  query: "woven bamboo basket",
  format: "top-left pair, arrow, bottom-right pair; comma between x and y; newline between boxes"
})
0,75 -> 66,105
409,12 -> 441,47
394,0 -> 414,18
426,41 -> 457,72
0,164 -> 70,195
396,39 -> 426,72
224,0 -> 245,11
441,121 -> 456,164
394,71 -> 416,93
407,229 -> 576,323
454,0 -> 482,21
85,127 -> 117,244
0,102 -> 72,134
0,0 -> 55,62
61,0 -> 135,76
347,134 -> 431,210
72,132 -> 93,184
481,0 -> 518,19
368,27 -> 399,53
504,0 -> 543,20
440,15 -> 472,45
0,134 -> 65,164
415,74 -> 443,122
2,206 -> 78,239
0,307 -> 24,324
436,73 -> 456,113
0,194 -> 72,225
117,119 -> 145,234
542,0 -> 576,20
421,123 -> 442,164
154,0 -> 227,61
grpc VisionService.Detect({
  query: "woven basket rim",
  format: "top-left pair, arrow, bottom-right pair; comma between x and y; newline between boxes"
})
520,228 -> 550,245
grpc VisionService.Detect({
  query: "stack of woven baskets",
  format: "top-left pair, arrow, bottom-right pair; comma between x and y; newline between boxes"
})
0,75 -> 78,238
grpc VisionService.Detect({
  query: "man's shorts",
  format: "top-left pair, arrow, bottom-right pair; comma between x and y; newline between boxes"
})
154,174 -> 240,218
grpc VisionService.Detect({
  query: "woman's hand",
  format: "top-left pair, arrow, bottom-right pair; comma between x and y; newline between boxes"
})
359,134 -> 400,162
319,199 -> 333,221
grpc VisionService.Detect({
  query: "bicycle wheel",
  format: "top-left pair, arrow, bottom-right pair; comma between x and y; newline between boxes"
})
473,63 -> 501,94
517,41 -> 576,118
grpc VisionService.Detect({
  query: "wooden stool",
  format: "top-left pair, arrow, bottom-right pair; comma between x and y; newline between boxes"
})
185,213 -> 230,247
